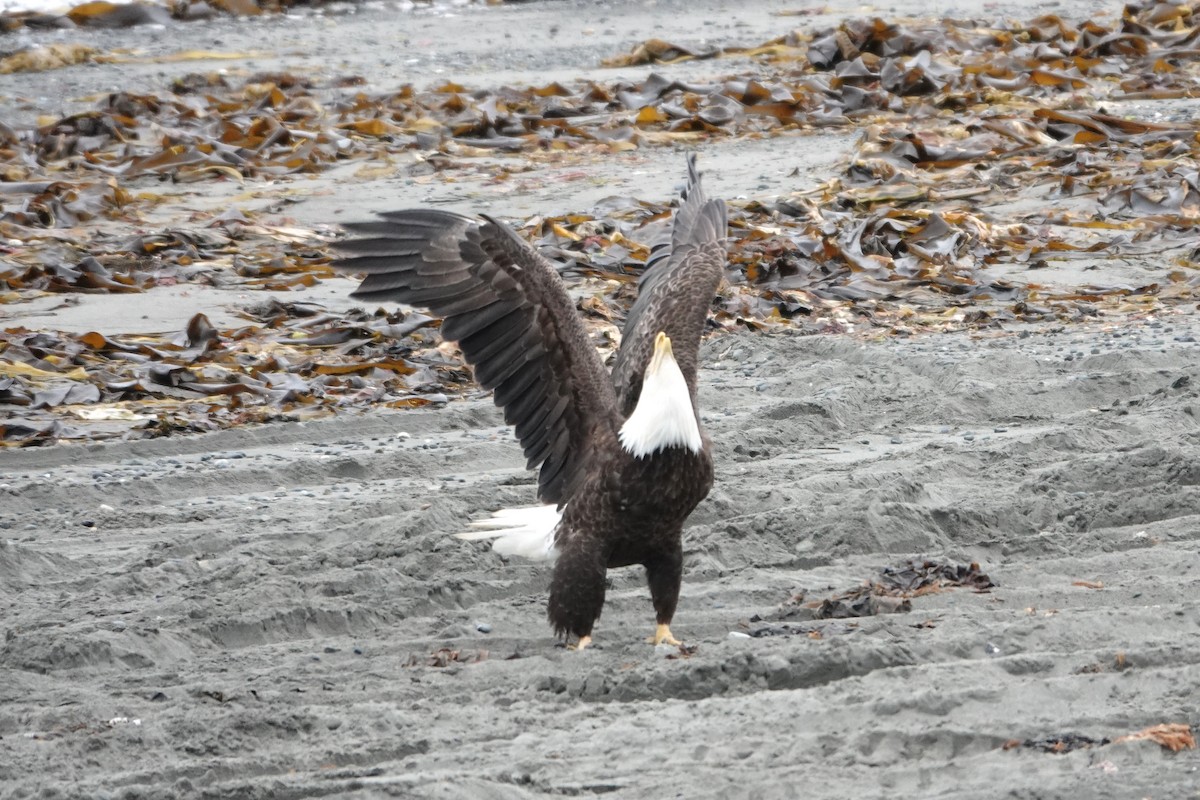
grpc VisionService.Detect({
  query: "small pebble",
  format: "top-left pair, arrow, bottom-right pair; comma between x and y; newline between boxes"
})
475,622 -> 493,634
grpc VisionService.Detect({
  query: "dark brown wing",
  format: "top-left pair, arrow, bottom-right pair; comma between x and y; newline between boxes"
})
611,154 -> 727,416
332,209 -> 618,507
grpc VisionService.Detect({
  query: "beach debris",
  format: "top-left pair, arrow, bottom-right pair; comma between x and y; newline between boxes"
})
1004,733 -> 1110,754
3,0 -> 1199,445
751,558 -> 993,633
0,0 -> 339,31
0,304 -> 462,446
405,647 -> 488,668
0,44 -> 99,74
876,559 -> 995,594
813,591 -> 911,620
601,39 -> 723,67
1005,723 -> 1195,754
1114,723 -> 1196,752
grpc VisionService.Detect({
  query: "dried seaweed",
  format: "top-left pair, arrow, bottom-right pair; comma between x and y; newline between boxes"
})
0,304 -> 463,446
1004,733 -> 1111,754
1114,722 -> 1196,752
876,559 -> 995,595
751,559 -> 993,633
3,0 -> 1200,445
405,648 -> 489,668
1005,722 -> 1195,754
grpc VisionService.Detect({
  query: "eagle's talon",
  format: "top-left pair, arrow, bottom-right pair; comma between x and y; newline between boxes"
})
567,635 -> 592,652
648,624 -> 681,646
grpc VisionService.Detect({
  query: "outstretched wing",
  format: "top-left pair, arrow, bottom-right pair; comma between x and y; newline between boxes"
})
611,155 -> 727,416
332,210 -> 617,507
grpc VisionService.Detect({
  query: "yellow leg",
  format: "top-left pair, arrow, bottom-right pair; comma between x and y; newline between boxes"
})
568,635 -> 592,651
647,624 -> 681,646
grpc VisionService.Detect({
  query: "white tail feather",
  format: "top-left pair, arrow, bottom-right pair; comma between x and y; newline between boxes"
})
455,504 -> 561,561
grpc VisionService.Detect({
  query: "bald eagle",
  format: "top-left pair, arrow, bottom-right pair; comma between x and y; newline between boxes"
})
333,156 -> 726,649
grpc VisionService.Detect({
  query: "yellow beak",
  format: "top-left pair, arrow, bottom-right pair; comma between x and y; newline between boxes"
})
650,331 -> 673,373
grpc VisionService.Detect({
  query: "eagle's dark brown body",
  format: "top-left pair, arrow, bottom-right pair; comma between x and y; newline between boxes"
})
548,429 -> 714,639
333,155 -> 726,647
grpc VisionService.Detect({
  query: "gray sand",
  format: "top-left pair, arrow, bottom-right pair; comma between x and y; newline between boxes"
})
2,1 -> 1199,798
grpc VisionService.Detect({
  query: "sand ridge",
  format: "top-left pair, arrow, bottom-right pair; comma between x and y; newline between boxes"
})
3,322 -> 1199,798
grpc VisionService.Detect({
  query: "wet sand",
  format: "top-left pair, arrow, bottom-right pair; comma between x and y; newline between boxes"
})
2,1 -> 1199,798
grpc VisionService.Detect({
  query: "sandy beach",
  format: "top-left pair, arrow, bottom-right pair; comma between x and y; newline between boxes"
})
2,0 -> 1199,797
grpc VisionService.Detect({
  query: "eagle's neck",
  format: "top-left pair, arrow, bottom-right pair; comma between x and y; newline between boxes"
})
618,348 -> 702,459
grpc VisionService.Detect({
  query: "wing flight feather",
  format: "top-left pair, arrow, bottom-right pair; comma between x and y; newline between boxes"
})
611,154 -> 728,416
333,211 -> 617,507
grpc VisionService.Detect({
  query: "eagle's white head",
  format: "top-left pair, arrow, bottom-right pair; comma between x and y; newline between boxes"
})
618,332 -> 703,459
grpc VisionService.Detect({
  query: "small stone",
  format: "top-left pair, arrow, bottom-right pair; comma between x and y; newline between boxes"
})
475,622 -> 493,634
